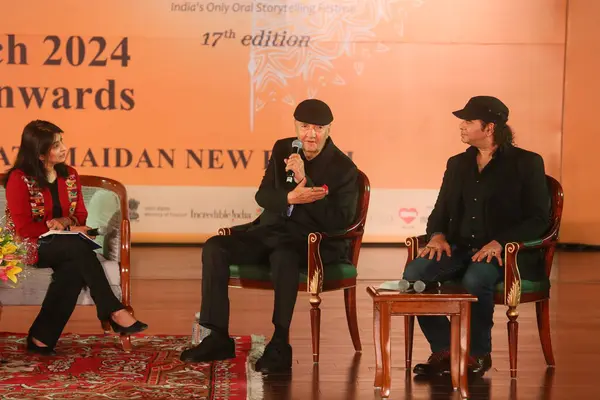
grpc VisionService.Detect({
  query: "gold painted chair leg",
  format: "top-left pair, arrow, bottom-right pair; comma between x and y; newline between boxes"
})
310,294 -> 322,363
507,306 -> 519,379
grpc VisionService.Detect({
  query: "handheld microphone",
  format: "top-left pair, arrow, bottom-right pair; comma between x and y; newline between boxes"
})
413,280 -> 442,293
86,226 -> 107,236
286,140 -> 303,184
397,279 -> 411,292
396,279 -> 442,293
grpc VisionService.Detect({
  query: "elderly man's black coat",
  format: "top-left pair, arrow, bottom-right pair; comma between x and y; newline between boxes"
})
248,136 -> 359,263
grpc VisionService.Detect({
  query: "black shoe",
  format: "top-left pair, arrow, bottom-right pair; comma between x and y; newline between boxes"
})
413,350 -> 451,376
468,353 -> 492,375
180,333 -> 236,363
254,339 -> 292,373
26,336 -> 57,356
109,319 -> 148,334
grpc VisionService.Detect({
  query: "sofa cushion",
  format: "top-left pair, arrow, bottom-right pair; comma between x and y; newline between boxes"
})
82,187 -> 121,262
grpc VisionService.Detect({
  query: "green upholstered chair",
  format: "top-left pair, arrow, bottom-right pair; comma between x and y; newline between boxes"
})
219,170 -> 371,363
403,175 -> 563,378
0,174 -> 135,351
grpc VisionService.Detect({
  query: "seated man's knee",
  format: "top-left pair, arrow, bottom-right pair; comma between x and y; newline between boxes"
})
270,246 -> 302,271
462,263 -> 499,294
402,258 -> 432,281
202,235 -> 228,261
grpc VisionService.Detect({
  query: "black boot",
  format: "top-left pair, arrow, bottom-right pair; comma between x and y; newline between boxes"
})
254,338 -> 292,373
180,333 -> 236,363
413,350 -> 451,375
468,353 -> 492,375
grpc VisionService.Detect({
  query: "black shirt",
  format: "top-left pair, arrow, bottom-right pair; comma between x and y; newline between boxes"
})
458,150 -> 500,249
48,180 -> 62,219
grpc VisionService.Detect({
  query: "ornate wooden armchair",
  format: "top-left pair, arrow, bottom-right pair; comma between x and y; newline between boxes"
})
0,174 -> 135,351
402,175 -> 563,378
218,170 -> 371,363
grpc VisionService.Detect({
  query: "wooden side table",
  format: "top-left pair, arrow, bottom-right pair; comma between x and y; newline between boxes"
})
367,285 -> 477,399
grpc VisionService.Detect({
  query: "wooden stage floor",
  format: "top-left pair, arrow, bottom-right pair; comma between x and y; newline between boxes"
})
2,246 -> 599,399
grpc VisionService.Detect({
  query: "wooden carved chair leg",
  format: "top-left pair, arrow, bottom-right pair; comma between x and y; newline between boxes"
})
120,334 -> 132,352
536,299 -> 555,366
373,303 -> 383,389
100,320 -> 111,334
344,287 -> 362,352
404,315 -> 415,370
310,294 -> 322,363
507,306 -> 519,378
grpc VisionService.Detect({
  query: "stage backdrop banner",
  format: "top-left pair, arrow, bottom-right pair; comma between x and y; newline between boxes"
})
0,0 -> 565,243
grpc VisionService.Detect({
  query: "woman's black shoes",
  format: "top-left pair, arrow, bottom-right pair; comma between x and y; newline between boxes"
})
26,336 -> 57,356
109,319 -> 148,334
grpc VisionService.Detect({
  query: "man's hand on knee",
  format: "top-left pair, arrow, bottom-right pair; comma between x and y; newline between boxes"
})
419,234 -> 452,261
471,240 -> 503,266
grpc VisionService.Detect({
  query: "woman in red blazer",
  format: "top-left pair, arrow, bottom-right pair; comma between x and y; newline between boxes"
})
4,120 -> 148,355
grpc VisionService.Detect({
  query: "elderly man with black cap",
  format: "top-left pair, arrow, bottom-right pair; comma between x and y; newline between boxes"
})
403,96 -> 550,377
180,99 -> 359,373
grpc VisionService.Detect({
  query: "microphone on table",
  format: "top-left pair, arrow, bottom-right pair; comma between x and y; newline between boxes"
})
413,280 -> 442,293
286,139 -> 303,184
397,279 -> 412,292
86,226 -> 107,236
397,279 -> 442,293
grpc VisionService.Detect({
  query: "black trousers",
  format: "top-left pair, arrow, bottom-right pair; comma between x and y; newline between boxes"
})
31,235 -> 125,348
199,226 -> 337,338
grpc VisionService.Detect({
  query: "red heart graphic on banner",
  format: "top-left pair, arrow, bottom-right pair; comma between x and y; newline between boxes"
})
398,208 -> 418,224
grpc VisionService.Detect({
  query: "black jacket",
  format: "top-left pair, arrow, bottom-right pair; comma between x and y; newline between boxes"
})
252,136 -> 359,263
427,145 -> 551,281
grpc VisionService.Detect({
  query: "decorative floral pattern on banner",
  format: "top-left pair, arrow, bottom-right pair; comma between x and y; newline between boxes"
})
248,0 -> 425,129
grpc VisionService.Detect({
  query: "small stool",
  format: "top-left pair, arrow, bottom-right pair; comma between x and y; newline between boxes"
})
367,285 -> 477,399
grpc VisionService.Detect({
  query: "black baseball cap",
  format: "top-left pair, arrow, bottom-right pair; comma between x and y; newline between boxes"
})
452,96 -> 509,124
293,99 -> 334,125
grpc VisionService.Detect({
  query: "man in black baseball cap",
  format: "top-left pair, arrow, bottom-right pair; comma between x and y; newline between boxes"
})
452,95 -> 509,126
403,95 -> 551,378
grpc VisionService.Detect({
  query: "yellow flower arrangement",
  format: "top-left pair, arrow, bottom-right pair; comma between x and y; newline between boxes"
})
0,225 -> 31,286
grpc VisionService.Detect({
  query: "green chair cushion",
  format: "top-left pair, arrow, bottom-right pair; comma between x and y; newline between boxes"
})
494,279 -> 550,294
229,263 -> 357,282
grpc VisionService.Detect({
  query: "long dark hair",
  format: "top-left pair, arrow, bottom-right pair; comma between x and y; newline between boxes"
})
481,121 -> 515,148
3,120 -> 68,188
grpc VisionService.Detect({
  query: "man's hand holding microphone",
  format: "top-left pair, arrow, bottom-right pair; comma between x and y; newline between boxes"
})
285,140 -> 328,205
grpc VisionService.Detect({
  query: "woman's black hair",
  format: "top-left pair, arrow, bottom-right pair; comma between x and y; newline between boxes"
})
3,120 -> 68,188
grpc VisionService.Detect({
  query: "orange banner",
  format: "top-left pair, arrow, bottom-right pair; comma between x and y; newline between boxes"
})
0,0 -> 565,243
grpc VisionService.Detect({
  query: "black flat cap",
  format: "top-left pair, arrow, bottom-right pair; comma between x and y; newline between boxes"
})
293,99 -> 334,125
453,96 -> 509,124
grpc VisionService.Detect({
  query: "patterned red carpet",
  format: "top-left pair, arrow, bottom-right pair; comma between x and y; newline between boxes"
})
0,332 -> 265,399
